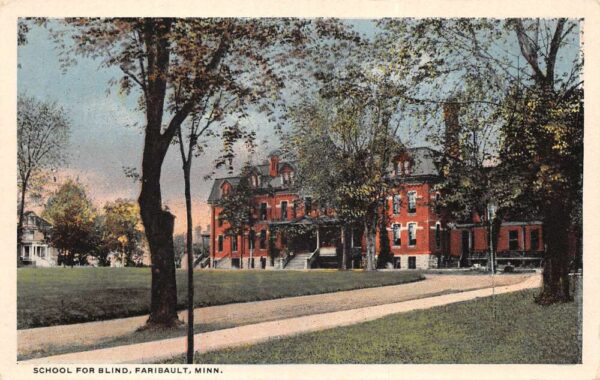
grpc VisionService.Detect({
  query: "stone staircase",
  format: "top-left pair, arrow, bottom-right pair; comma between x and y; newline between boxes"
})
214,257 -> 231,269
284,252 -> 312,270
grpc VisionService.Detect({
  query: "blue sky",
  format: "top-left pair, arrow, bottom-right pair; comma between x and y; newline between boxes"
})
17,19 -> 580,233
17,19 -> 384,232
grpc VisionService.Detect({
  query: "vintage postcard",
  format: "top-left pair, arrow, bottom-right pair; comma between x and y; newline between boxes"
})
1,0 -> 599,379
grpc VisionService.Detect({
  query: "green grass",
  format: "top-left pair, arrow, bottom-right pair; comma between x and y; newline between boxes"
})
164,288 -> 582,364
17,267 -> 423,329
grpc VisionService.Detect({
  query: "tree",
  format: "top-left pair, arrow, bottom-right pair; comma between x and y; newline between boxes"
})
103,199 -> 144,266
175,88 -> 255,363
217,165 -> 257,268
499,81 -> 582,303
17,95 -> 70,263
50,17 -> 357,327
88,214 -> 111,266
288,85 -> 403,271
378,18 -> 582,302
42,180 -> 95,266
377,212 -> 393,269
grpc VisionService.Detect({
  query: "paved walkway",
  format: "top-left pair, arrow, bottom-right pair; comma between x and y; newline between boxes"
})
21,274 -> 539,364
18,274 -> 528,359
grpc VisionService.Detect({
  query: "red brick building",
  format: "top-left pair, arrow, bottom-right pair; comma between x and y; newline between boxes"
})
207,148 -> 544,270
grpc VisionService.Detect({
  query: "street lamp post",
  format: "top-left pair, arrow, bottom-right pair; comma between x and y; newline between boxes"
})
487,202 -> 497,273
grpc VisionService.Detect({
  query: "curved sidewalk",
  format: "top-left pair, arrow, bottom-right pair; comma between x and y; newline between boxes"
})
22,274 -> 540,364
18,274 -> 528,359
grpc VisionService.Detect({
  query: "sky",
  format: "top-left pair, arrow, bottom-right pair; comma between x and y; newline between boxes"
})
16,20 -> 384,234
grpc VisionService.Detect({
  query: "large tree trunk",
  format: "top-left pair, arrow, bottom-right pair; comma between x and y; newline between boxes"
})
17,174 -> 29,266
139,155 -> 179,327
536,198 -> 572,304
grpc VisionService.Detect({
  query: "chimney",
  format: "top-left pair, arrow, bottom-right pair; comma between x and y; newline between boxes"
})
269,152 -> 280,177
443,102 -> 461,159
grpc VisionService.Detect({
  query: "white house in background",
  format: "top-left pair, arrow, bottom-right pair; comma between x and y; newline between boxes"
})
19,211 -> 58,267
107,251 -> 125,267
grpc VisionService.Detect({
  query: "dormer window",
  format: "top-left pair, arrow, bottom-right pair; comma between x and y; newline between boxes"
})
281,171 -> 293,185
394,154 -> 412,176
251,175 -> 260,188
221,182 -> 232,197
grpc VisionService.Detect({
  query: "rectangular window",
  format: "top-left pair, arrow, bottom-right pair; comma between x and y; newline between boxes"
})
530,229 -> 539,250
305,197 -> 312,215
281,201 -> 288,220
393,195 -> 401,215
249,230 -> 255,250
408,256 -> 416,269
408,192 -> 417,213
292,201 -> 297,219
435,224 -> 441,249
392,224 -> 401,246
509,230 -> 519,250
231,236 -> 238,252
259,230 -> 267,249
408,223 -> 417,246
260,203 -> 267,220
218,235 -> 223,252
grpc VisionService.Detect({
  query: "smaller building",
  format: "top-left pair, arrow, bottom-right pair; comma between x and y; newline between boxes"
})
449,221 -> 544,268
19,211 -> 58,267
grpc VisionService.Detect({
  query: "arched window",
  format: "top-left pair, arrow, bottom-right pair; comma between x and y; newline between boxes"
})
221,182 -> 232,197
403,160 -> 411,174
280,166 -> 294,185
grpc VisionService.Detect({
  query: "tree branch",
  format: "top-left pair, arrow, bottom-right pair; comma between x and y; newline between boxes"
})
514,19 -> 546,82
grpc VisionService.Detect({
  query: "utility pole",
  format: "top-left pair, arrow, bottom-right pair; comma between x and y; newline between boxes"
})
487,202 -> 497,273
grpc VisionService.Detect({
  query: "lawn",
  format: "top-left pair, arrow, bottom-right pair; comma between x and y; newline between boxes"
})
17,267 -> 423,329
165,288 -> 582,364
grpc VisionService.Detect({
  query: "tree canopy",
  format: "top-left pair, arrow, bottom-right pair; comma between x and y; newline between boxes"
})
17,94 -> 71,260
43,179 -> 95,266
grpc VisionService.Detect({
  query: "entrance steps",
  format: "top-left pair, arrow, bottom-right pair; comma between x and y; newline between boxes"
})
214,257 -> 231,269
284,252 -> 312,270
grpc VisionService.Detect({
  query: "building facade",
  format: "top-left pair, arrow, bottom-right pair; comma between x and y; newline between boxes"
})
207,148 -> 545,270
19,211 -> 58,267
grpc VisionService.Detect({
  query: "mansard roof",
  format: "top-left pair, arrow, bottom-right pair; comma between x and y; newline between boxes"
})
207,160 -> 298,204
390,146 -> 441,178
207,146 -> 441,204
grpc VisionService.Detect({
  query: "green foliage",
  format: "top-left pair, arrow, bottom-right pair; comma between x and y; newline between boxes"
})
102,199 -> 145,266
499,85 -> 583,222
287,90 -> 403,269
42,179 -> 96,265
216,165 -> 256,239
